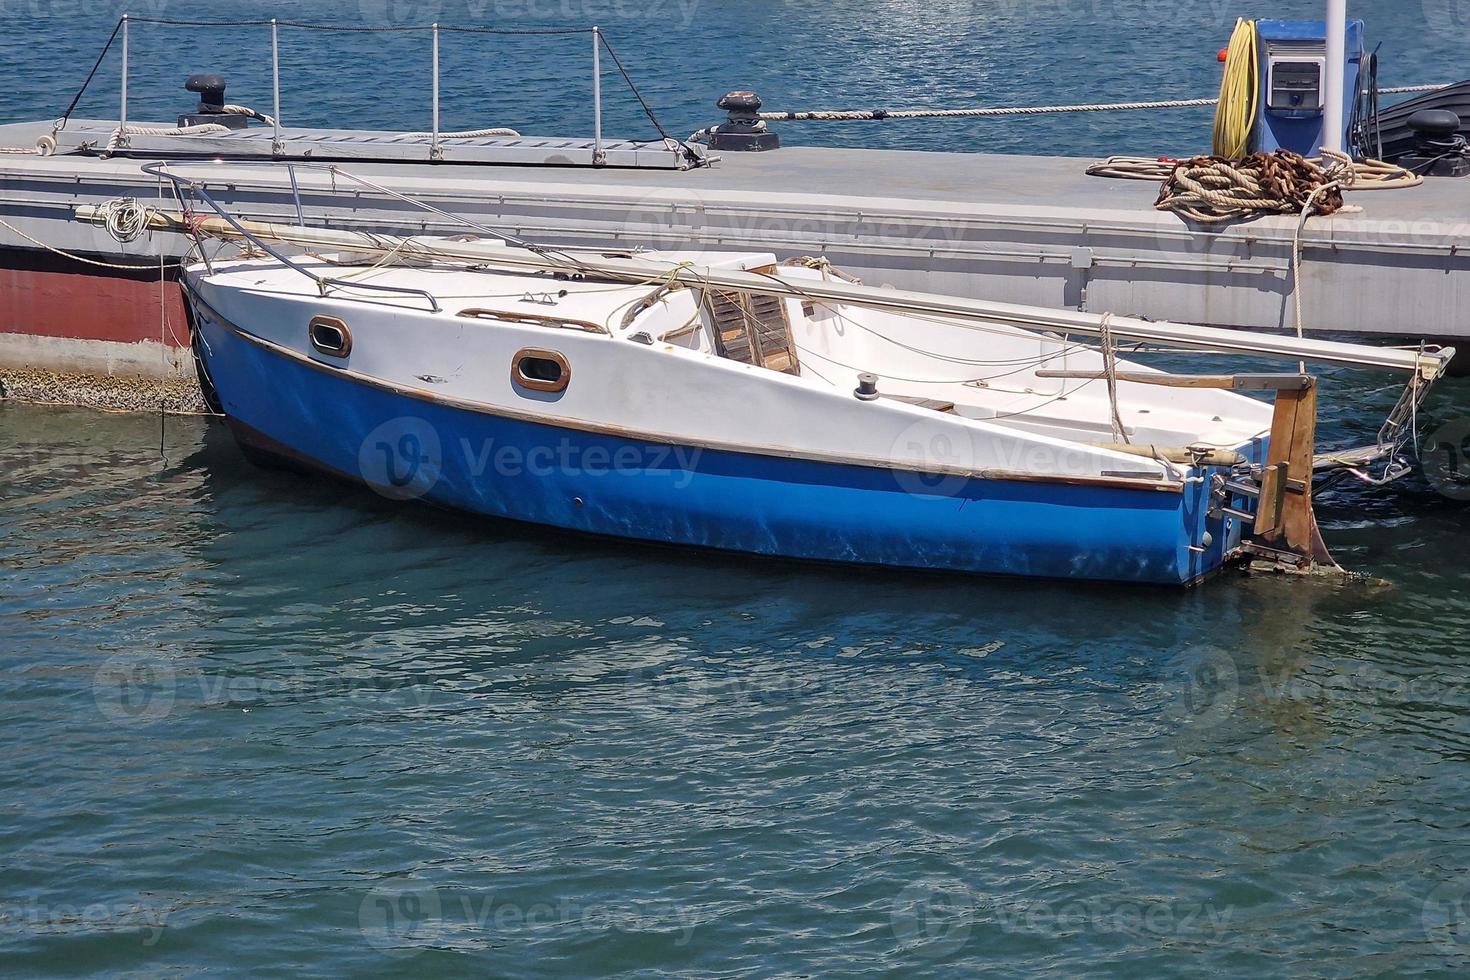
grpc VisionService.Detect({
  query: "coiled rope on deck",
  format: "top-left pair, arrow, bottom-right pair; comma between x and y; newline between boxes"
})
1147,149 -> 1421,224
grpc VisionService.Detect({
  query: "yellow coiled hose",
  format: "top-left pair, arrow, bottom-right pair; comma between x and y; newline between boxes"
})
1212,18 -> 1259,159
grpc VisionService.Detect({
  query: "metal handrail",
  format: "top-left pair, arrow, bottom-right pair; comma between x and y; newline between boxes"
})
106,15 -> 619,163
145,161 -> 444,313
143,158 -> 611,268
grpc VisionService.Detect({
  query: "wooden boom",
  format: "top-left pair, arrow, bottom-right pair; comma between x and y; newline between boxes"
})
76,205 -> 1455,379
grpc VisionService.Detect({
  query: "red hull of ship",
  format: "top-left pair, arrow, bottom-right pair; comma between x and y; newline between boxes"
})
0,246 -> 188,349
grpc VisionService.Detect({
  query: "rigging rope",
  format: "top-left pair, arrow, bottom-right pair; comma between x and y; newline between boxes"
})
0,214 -> 179,270
1099,313 -> 1129,445
689,87 -> 1445,139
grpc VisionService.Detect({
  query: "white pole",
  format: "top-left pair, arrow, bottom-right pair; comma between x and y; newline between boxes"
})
271,19 -> 283,151
1322,0 -> 1347,153
592,27 -> 603,164
432,24 -> 441,158
120,15 -> 129,133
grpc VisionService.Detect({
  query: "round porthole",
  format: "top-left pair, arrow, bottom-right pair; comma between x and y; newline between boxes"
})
309,316 -> 352,358
512,349 -> 570,393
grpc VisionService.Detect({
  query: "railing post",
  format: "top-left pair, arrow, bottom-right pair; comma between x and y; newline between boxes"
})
431,23 -> 441,161
271,19 -> 283,154
287,164 -> 305,227
592,27 -> 604,165
120,14 -> 129,135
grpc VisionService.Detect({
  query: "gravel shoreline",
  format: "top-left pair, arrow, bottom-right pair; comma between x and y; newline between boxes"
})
0,368 -> 211,415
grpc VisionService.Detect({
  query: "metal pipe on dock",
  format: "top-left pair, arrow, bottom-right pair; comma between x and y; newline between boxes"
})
1322,0 -> 1348,154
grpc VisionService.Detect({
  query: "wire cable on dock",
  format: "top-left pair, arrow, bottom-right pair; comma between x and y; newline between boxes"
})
689,85 -> 1448,140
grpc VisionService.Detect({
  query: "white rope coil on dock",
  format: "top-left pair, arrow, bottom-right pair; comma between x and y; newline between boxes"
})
98,197 -> 157,244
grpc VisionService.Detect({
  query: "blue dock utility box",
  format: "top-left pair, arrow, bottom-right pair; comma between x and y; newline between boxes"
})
1253,19 -> 1364,156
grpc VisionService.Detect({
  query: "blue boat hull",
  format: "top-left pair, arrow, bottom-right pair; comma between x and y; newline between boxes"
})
193,307 -> 1241,586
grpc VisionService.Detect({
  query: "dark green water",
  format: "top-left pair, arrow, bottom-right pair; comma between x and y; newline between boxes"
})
5,0 -> 1470,975
3,371 -> 1470,976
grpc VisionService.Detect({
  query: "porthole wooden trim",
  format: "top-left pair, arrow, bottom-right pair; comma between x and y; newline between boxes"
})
308,316 -> 353,358
511,348 -> 571,394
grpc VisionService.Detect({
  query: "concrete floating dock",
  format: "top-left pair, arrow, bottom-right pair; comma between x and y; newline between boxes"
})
1,118 -> 1466,382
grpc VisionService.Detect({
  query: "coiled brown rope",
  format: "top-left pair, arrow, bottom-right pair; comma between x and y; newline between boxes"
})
1145,149 -> 1422,224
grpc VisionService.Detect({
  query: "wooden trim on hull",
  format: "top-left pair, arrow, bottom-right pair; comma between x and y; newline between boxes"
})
186,285 -> 1186,496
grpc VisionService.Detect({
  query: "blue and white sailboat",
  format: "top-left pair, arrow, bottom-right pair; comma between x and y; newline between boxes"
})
89,165 -> 1453,586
